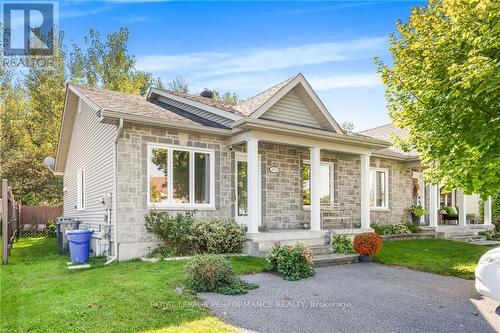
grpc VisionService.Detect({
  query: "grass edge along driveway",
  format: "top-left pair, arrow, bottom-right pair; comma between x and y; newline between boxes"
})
374,239 -> 491,279
0,237 -> 267,333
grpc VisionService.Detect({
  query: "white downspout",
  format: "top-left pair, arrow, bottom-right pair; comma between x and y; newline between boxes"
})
105,118 -> 124,265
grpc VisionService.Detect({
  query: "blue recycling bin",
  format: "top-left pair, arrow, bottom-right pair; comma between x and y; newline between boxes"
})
67,229 -> 93,264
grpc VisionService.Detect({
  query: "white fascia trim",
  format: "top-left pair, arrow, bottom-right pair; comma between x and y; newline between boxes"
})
99,109 -> 233,136
371,152 -> 421,162
248,74 -> 344,134
232,118 -> 390,149
54,85 -> 71,172
68,85 -> 102,112
150,87 -> 242,122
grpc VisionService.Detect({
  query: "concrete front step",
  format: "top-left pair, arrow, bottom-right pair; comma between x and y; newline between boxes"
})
249,230 -> 325,241
449,235 -> 486,242
257,238 -> 325,252
313,253 -> 359,267
308,245 -> 333,255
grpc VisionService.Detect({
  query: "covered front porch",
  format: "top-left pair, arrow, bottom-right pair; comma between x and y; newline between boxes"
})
229,123 -> 387,239
415,179 -> 494,229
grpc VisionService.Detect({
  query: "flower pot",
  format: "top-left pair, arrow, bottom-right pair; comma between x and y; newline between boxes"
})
359,255 -> 372,263
411,213 -> 421,225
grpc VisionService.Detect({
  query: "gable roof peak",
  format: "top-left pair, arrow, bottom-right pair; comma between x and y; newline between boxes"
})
233,74 -> 300,115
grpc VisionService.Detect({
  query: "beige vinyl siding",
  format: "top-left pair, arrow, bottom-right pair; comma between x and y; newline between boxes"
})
260,89 -> 323,129
63,99 -> 116,236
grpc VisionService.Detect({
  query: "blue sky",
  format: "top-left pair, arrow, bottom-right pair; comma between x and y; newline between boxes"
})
59,0 -> 424,131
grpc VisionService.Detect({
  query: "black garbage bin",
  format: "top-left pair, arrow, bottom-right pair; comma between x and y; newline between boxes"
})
57,218 -> 80,255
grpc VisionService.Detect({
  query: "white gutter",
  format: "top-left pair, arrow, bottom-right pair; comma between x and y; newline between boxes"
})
105,118 -> 124,265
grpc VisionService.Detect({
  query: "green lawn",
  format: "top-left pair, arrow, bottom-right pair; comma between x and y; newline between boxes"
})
374,239 -> 491,279
0,237 -> 267,333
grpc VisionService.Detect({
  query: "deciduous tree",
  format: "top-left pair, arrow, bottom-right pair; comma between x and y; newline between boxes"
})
377,0 -> 499,198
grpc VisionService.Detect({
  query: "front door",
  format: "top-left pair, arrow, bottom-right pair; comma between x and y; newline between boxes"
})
234,152 -> 261,227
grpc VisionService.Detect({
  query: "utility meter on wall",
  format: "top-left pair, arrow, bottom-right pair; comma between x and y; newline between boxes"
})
101,193 -> 112,210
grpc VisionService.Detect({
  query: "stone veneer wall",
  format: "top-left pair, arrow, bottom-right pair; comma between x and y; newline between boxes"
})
115,125 -> 233,260
259,142 -> 362,230
369,157 -> 415,225
115,125 -> 416,259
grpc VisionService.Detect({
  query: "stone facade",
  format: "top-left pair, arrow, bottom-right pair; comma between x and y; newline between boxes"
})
115,125 -> 416,259
115,125 -> 233,259
370,157 -> 415,225
258,143 -> 362,229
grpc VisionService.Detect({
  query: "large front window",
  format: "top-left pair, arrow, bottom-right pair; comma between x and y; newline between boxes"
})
148,145 -> 214,208
302,161 -> 333,206
370,168 -> 389,209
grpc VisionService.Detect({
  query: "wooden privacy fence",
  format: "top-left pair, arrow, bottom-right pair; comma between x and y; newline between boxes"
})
2,179 -> 20,265
19,205 -> 63,237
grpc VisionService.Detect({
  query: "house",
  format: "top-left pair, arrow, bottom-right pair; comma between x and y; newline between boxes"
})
54,73 -> 494,260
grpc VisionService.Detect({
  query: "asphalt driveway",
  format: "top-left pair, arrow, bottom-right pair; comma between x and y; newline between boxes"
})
200,263 -> 500,333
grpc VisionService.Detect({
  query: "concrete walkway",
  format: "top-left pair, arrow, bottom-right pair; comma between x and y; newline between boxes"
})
200,264 -> 500,333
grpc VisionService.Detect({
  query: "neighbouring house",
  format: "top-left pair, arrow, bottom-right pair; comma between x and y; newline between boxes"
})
54,73 -> 494,260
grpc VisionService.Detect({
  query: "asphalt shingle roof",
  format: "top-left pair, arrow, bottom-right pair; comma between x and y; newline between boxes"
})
160,90 -> 246,116
234,75 -> 296,116
70,84 -> 229,128
359,123 -> 420,159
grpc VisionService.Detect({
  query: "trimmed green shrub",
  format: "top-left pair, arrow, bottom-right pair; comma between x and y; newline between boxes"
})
148,246 -> 176,259
185,254 -> 258,295
266,243 -> 315,281
191,218 -> 246,254
371,223 -> 416,235
144,211 -> 195,255
405,222 -> 421,234
331,235 -> 353,254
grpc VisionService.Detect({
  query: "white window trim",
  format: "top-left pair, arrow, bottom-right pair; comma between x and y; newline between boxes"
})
77,168 -> 85,211
370,167 -> 389,210
302,160 -> 334,209
147,143 -> 216,210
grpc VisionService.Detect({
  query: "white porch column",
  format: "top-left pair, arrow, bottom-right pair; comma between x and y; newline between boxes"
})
484,196 -> 493,226
246,138 -> 260,233
458,190 -> 467,227
429,184 -> 439,227
360,153 -> 371,229
309,147 -> 321,231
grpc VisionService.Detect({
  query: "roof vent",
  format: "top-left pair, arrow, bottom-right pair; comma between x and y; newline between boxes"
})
200,89 -> 214,99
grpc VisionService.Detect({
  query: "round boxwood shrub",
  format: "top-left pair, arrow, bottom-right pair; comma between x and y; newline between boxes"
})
353,232 -> 383,256
185,254 -> 258,295
266,242 -> 315,281
191,218 -> 246,254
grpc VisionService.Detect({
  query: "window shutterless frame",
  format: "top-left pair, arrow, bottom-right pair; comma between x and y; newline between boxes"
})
77,168 -> 85,211
370,167 -> 389,210
302,160 -> 334,209
146,143 -> 215,209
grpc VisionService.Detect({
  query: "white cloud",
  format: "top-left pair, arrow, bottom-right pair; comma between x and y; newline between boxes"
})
180,72 -> 382,96
136,36 -> 388,76
309,73 -> 382,90
111,15 -> 150,23
60,6 -> 111,19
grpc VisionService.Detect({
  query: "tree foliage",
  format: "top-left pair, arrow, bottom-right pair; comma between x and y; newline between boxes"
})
69,27 -> 162,96
1,27 -> 161,205
213,90 -> 240,105
377,0 -> 500,198
167,75 -> 188,93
